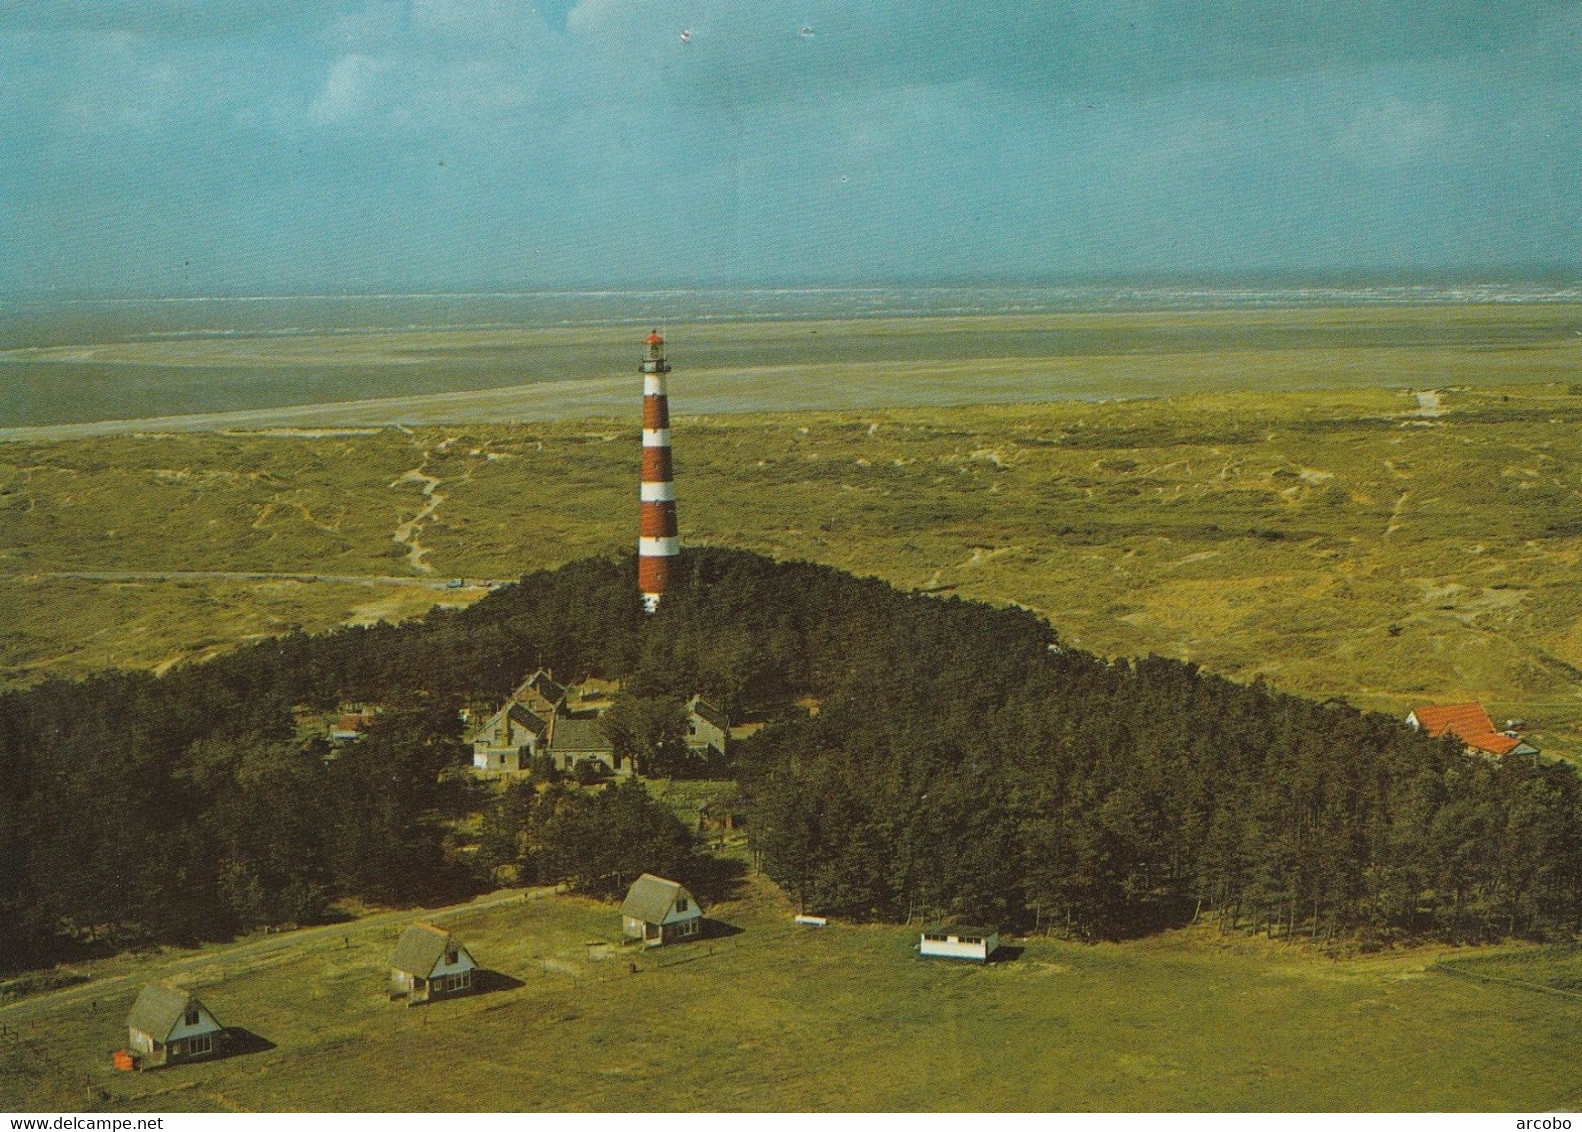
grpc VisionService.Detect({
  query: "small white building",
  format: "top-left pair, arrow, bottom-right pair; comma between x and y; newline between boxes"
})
126,982 -> 225,1068
390,923 -> 477,1004
919,924 -> 999,963
621,873 -> 703,946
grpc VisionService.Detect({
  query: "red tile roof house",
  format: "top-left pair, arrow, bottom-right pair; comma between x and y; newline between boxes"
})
1406,702 -> 1539,758
329,709 -> 376,743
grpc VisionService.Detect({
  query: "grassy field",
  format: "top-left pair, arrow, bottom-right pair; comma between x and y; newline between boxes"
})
3,866 -> 1580,1112
1437,944 -> 1582,995
4,373 -> 1582,759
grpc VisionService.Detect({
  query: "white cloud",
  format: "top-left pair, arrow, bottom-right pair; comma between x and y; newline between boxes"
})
307,53 -> 392,124
1334,97 -> 1459,166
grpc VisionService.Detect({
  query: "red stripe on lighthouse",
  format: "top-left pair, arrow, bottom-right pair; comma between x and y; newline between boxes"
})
641,446 -> 673,483
640,501 -> 678,537
638,554 -> 671,595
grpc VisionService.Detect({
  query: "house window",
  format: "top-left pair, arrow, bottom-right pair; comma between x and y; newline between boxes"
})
189,1034 -> 213,1056
960,937 -> 981,945
924,933 -> 948,942
676,896 -> 688,912
446,949 -> 458,966
185,1007 -> 200,1026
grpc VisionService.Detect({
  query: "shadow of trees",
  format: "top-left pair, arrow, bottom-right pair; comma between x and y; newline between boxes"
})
686,853 -> 749,906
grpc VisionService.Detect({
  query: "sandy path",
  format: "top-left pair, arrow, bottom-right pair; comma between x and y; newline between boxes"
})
6,570 -> 504,588
390,468 -> 444,573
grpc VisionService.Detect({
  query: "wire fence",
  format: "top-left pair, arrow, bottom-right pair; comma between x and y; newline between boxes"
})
1430,960 -> 1582,1002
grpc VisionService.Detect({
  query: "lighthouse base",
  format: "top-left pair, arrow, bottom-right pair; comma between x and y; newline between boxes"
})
641,592 -> 661,614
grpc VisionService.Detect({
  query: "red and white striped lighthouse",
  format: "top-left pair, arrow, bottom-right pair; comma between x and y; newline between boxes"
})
638,330 -> 678,613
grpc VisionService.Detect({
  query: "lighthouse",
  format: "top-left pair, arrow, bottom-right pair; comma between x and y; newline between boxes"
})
638,330 -> 678,613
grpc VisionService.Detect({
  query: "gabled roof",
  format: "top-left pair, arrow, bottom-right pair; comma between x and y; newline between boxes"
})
1409,702 -> 1532,756
126,982 -> 216,1040
688,696 -> 729,730
621,874 -> 694,924
514,669 -> 566,707
470,702 -> 546,745
548,717 -> 613,753
1462,731 -> 1523,756
1410,702 -> 1496,740
391,923 -> 468,977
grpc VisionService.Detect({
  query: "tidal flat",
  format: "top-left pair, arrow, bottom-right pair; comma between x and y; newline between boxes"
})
3,304 -> 1578,435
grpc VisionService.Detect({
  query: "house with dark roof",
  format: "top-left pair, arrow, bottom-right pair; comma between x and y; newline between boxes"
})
685,695 -> 730,759
470,702 -> 549,772
512,669 -> 569,718
1406,702 -> 1539,758
390,923 -> 477,1005
548,716 -> 629,777
621,874 -> 702,946
126,982 -> 225,1068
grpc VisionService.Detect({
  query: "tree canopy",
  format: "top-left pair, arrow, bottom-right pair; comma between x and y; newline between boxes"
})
2,547 -> 1578,970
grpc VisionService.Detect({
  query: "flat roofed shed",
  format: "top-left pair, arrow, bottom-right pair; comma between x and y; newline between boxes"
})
922,924 -> 997,941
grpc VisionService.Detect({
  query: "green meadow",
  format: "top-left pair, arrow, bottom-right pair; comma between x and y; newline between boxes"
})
3,869 -> 1580,1112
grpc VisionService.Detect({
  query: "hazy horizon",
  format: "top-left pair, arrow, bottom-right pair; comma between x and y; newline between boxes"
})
7,268 -> 1582,306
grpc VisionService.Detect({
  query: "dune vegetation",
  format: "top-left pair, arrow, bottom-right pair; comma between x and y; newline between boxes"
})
4,378 -> 1582,761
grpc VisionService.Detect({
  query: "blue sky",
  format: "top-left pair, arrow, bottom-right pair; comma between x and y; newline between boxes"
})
2,0 -> 1578,296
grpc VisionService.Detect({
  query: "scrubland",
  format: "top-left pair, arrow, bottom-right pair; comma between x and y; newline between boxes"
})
4,377 -> 1582,760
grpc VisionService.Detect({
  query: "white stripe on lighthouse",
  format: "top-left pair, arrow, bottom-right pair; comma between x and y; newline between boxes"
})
642,428 -> 672,448
644,375 -> 667,396
640,481 -> 676,502
639,536 -> 680,557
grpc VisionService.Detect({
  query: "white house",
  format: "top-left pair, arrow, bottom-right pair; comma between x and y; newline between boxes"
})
469,702 -> 548,772
390,923 -> 477,1004
621,874 -> 703,946
684,695 -> 730,759
919,925 -> 999,962
126,982 -> 225,1068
